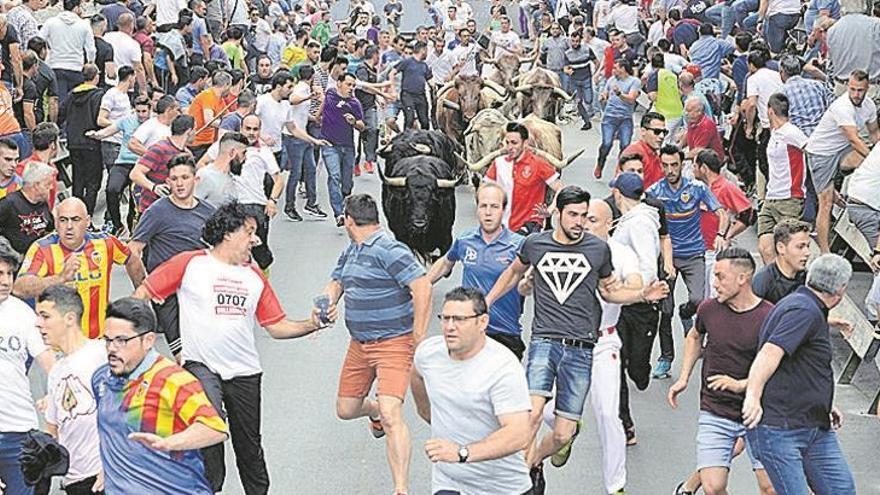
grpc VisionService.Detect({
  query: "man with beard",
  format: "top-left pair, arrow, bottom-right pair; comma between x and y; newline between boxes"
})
805,69 -> 880,254
256,72 -> 296,166
485,186 -> 668,492
250,55 -> 274,96
195,132 -> 249,207
667,248 -> 776,495
129,156 -> 215,358
428,183 -> 527,359
92,297 -> 227,494
135,202 -> 329,494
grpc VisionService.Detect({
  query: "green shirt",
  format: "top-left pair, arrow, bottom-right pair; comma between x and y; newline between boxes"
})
222,42 -> 246,70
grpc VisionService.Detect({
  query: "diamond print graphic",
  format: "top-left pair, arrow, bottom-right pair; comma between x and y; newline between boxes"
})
536,252 -> 592,305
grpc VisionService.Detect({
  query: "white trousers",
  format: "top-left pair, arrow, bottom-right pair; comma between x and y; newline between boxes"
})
542,330 -> 627,493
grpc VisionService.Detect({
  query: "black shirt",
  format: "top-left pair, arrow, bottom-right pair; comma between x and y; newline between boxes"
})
0,190 -> 53,255
131,197 -> 215,271
13,77 -> 38,129
33,61 -> 59,124
95,37 -> 115,88
0,24 -> 19,84
758,286 -> 834,429
751,262 -> 805,304
355,63 -> 377,110
250,75 -> 272,96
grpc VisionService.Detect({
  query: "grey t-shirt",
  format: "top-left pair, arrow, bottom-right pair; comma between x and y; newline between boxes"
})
132,197 -> 215,272
519,230 -> 614,342
196,166 -> 236,208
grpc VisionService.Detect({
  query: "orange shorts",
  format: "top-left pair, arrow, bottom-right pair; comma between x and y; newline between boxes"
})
337,333 -> 414,400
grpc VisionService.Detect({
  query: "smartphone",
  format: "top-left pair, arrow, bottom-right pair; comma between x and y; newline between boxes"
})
314,295 -> 331,325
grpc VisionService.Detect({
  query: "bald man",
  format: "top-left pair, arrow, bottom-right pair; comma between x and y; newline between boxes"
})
681,96 -> 724,159
14,198 -> 146,338
536,199 -> 641,493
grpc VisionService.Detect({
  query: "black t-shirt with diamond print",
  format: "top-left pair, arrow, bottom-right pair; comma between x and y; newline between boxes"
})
518,230 -> 614,342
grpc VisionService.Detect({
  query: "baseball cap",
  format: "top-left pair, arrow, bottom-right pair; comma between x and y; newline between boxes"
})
609,172 -> 644,200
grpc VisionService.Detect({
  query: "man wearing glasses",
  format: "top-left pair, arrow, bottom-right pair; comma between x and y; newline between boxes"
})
92,297 -> 227,495
621,111 -> 668,188
411,287 -> 532,495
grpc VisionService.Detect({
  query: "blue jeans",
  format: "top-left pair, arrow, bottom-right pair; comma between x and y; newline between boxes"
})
322,145 -> 355,217
54,68 -> 85,127
282,135 -> 317,209
704,3 -> 728,31
558,71 -> 571,94
765,13 -> 801,53
361,107 -> 379,163
0,432 -> 33,495
570,77 -> 593,124
726,0 -> 759,37
747,426 -> 856,495
597,114 -> 634,171
526,337 -> 593,420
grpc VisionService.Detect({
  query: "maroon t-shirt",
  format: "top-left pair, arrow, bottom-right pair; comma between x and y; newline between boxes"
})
695,298 -> 774,421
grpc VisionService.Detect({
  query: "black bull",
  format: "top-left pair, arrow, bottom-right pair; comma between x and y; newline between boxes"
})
377,131 -> 463,260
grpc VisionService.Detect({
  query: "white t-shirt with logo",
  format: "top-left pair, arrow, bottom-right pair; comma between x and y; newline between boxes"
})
0,295 -> 45,432
806,94 -> 878,156
414,336 -> 532,495
45,340 -> 106,485
144,250 -> 286,379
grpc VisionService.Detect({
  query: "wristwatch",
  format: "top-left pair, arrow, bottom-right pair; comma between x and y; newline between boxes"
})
457,445 -> 469,463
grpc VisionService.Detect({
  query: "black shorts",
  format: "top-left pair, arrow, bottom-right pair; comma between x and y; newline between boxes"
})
153,294 -> 181,355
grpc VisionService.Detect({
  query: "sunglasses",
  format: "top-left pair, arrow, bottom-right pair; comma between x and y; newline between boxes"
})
645,127 -> 669,137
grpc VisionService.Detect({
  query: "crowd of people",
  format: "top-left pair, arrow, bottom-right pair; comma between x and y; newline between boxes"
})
0,0 -> 877,493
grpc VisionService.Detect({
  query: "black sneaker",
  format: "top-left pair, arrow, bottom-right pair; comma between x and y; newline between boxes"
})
335,215 -> 345,227
581,122 -> 592,131
673,482 -> 694,495
284,209 -> 303,222
529,465 -> 546,495
303,204 -> 328,218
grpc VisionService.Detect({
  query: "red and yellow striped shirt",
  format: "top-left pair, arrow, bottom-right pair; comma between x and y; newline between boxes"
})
0,175 -> 22,200
19,232 -> 130,338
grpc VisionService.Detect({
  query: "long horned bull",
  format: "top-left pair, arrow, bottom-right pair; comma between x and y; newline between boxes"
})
513,82 -> 574,101
376,161 -> 458,188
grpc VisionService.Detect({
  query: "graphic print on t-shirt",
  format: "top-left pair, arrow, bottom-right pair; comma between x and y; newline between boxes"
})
58,374 -> 97,424
536,252 -> 592,304
213,277 -> 250,317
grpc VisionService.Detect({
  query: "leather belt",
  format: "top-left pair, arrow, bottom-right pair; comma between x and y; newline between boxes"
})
548,337 -> 595,348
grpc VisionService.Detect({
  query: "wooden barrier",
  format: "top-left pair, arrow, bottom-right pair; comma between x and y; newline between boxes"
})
827,209 -> 880,414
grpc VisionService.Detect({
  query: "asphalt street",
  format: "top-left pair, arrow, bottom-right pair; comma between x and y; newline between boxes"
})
36,1 -> 880,493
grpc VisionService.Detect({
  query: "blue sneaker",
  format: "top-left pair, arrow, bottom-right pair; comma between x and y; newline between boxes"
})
652,359 -> 672,379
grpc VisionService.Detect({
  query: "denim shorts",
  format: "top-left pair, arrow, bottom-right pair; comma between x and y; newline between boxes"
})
385,101 -> 401,120
526,337 -> 593,420
697,410 -> 763,471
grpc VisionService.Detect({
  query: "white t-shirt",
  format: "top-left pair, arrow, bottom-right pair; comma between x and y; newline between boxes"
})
806,94 -> 878,156
607,4 -> 640,34
491,30 -> 521,59
103,31 -> 143,85
144,250 -> 286,380
766,122 -> 808,200
451,43 -> 479,77
847,144 -> 880,210
427,50 -> 455,84
0,296 -> 45,433
196,165 -> 236,207
100,87 -> 133,144
599,239 -> 640,329
288,82 -> 311,132
255,93 -> 292,152
236,146 -> 280,205
594,0 -> 611,28
414,336 -> 532,495
156,0 -> 188,26
132,117 -> 171,148
746,68 -> 783,129
455,1 -> 473,19
45,340 -> 105,485
767,0 -> 801,16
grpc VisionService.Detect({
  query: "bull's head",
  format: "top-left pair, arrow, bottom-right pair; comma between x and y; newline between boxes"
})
377,165 -> 457,233
454,75 -> 483,120
514,84 -> 572,121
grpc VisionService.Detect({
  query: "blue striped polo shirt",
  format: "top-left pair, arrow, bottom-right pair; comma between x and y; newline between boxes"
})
332,230 -> 426,342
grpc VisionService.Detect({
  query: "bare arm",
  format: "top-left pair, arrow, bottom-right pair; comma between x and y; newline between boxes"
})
14,272 -> 74,299
264,315 -> 323,339
427,256 -> 455,284
128,137 -> 148,156
411,369 -> 431,423
97,108 -> 113,128
742,96 -> 757,135
87,122 -> 122,140
485,257 -> 530,307
133,61 -> 148,96
48,96 -> 58,123
129,163 -> 154,191
124,253 -> 147,288
409,276 -> 432,343
869,120 -> 880,144
742,342 -> 786,428
465,411 -> 531,461
667,327 -> 704,408
22,101 -> 35,130
10,43 -> 22,92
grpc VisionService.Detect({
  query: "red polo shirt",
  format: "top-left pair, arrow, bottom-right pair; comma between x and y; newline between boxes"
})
486,149 -> 559,232
621,140 -> 664,188
699,175 -> 752,250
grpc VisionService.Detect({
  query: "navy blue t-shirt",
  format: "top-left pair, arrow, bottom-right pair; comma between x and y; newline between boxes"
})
397,56 -> 432,95
757,286 -> 834,429
132,197 -> 215,272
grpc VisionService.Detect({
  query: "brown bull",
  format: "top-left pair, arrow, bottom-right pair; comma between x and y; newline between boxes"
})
461,109 -> 585,173
514,66 -> 573,122
434,75 -> 507,145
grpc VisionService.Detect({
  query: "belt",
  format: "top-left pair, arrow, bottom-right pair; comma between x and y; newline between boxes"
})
597,326 -> 616,338
547,337 -> 595,348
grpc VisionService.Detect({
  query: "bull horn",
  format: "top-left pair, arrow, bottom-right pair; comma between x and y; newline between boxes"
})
520,40 -> 542,65
376,163 -> 407,187
436,81 -> 455,100
436,178 -> 458,188
530,147 -> 566,170
410,143 -> 432,154
462,120 -> 476,136
482,79 -> 507,97
513,83 -> 534,93
441,99 -> 461,111
553,87 -> 574,101
467,148 -> 505,172
564,148 -> 586,167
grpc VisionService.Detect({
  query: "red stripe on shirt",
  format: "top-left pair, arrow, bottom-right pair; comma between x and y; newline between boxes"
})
139,365 -> 178,433
787,145 -> 805,199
